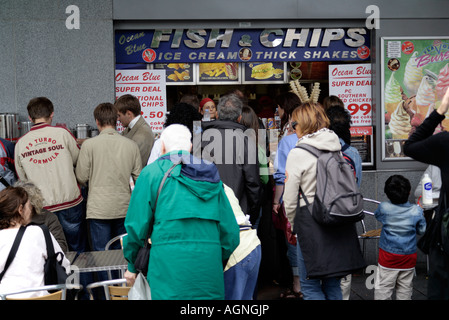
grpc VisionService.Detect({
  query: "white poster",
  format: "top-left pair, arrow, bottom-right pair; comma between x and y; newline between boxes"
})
115,69 -> 167,133
328,64 -> 372,126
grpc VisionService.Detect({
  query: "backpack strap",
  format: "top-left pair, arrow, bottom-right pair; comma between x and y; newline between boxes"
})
0,225 -> 26,283
295,144 -> 321,158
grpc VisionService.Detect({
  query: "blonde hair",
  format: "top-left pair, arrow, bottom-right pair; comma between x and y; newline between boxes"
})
291,102 -> 330,138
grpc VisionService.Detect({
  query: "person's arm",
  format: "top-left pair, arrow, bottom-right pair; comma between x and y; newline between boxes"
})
75,144 -> 90,186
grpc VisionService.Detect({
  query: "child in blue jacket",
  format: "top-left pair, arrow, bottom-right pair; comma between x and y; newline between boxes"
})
374,175 -> 427,300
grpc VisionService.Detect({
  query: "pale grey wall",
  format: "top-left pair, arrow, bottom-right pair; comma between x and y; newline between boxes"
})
0,0 -> 114,128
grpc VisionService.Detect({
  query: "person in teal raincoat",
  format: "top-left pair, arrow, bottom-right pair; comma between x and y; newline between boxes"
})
123,124 -> 240,300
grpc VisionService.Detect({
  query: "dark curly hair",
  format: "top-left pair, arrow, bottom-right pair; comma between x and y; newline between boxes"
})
0,187 -> 29,230
164,103 -> 203,134
326,105 -> 352,145
384,175 -> 411,205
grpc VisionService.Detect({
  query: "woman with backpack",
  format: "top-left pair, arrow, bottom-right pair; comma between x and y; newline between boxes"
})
283,102 -> 366,300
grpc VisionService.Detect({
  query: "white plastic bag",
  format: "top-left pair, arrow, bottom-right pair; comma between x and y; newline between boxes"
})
128,273 -> 152,300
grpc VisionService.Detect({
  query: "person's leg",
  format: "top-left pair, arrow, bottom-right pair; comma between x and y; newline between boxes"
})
241,245 -> 262,300
395,269 -> 414,300
427,246 -> 449,299
296,242 -> 325,300
54,202 -> 87,253
340,274 -> 352,300
322,276 -> 342,300
374,266 -> 397,300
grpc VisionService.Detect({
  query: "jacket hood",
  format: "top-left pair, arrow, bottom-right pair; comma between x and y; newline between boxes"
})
296,128 -> 341,152
158,151 -> 223,201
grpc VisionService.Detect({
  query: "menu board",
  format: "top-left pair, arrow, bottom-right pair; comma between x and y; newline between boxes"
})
243,62 -> 285,84
381,37 -> 449,160
154,63 -> 194,85
197,63 -> 240,84
115,69 -> 167,133
329,64 -> 372,126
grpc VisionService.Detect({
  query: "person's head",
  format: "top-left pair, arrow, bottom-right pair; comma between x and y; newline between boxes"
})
384,175 -> 411,205
13,180 -> 44,216
114,94 -> 141,127
164,103 -> 202,134
291,102 -> 330,139
179,94 -> 200,110
323,95 -> 344,110
240,106 -> 259,131
0,187 -> 31,230
27,97 -> 54,123
274,92 -> 301,122
326,105 -> 352,145
94,103 -> 118,129
160,124 -> 192,154
199,98 -> 217,119
217,94 -> 243,122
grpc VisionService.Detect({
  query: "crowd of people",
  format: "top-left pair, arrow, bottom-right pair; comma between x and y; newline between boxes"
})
0,87 -> 448,300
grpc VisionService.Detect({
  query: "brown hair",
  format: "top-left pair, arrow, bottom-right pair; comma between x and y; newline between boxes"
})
94,103 -> 118,127
0,187 -> 29,230
114,94 -> 141,116
240,106 -> 260,145
291,102 -> 330,138
27,97 -> 54,121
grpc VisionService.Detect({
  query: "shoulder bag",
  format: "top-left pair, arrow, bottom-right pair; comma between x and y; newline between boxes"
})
134,160 -> 180,276
0,226 -> 26,283
39,224 -> 68,286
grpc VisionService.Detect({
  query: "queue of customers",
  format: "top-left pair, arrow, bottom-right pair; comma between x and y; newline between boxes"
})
0,88 -> 448,300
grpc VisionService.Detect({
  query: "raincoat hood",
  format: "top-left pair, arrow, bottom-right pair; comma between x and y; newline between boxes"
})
158,151 -> 223,201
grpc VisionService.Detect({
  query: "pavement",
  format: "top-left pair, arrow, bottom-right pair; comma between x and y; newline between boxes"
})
256,261 -> 429,300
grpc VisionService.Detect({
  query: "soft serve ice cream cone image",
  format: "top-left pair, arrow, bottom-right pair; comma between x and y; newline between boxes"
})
403,51 -> 424,96
389,95 -> 412,140
436,63 -> 449,101
385,73 -> 403,116
415,70 -> 437,122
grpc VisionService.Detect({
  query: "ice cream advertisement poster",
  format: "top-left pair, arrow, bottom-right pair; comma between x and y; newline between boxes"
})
381,37 -> 449,160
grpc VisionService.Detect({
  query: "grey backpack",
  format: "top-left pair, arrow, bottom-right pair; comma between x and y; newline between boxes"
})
297,144 -> 364,226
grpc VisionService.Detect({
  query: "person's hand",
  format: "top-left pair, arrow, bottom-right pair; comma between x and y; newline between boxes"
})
124,270 -> 137,286
437,88 -> 449,115
272,202 -> 280,214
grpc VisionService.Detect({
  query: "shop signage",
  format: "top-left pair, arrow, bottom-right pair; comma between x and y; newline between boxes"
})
115,69 -> 167,133
116,28 -> 370,64
328,63 -> 372,126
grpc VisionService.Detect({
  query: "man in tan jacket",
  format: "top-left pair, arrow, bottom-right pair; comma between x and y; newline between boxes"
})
115,94 -> 155,168
75,103 -> 141,252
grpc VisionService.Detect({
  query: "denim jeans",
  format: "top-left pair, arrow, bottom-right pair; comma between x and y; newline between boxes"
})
296,242 -> 342,300
54,202 -> 87,253
224,245 -> 262,300
89,218 -> 126,251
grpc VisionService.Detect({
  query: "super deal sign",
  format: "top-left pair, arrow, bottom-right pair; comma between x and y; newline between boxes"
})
115,69 -> 167,133
329,64 -> 372,126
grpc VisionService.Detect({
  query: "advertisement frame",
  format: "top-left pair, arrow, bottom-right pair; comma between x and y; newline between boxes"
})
381,36 -> 449,161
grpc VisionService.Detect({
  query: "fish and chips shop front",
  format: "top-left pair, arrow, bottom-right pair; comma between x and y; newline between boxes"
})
114,27 -> 375,168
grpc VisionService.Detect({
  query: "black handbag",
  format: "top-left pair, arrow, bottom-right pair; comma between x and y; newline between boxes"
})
39,224 -> 68,286
0,226 -> 26,283
134,161 -> 179,276
418,193 -> 449,255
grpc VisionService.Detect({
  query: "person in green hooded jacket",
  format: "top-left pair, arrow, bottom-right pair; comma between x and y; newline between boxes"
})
123,124 -> 240,300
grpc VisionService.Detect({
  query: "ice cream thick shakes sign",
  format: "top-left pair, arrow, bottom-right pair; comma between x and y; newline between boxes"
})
116,28 -> 370,63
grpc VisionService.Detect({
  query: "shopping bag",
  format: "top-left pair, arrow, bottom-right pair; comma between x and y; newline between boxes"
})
128,273 -> 152,300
